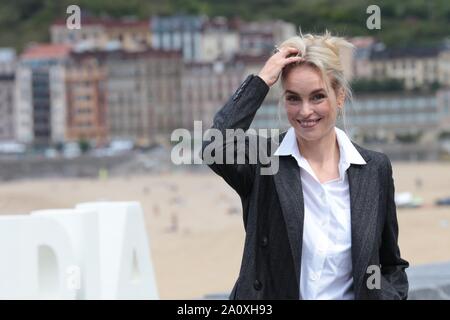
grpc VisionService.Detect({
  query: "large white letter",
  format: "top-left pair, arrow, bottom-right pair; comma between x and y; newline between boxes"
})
76,202 -> 159,299
31,209 -> 101,299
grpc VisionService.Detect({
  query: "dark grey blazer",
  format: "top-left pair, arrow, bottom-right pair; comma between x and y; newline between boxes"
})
201,74 -> 409,300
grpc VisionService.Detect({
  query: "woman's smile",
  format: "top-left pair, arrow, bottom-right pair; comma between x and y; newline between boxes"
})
298,118 -> 322,128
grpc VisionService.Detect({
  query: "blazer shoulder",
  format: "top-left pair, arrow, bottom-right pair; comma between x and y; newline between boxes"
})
351,141 -> 391,168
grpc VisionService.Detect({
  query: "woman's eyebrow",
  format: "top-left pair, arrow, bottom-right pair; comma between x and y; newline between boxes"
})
285,90 -> 300,95
285,88 -> 325,95
309,88 -> 326,95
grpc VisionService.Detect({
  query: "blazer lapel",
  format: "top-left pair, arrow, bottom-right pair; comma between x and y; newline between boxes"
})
272,155 -> 304,293
347,145 -> 380,298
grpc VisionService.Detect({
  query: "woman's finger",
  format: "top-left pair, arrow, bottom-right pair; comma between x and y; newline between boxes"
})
260,47 -> 303,86
280,46 -> 301,56
283,57 -> 304,66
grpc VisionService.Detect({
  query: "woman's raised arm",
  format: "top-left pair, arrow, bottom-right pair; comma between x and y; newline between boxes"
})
200,47 -> 303,196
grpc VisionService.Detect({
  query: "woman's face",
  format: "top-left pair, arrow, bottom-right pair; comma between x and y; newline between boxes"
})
282,64 -> 343,142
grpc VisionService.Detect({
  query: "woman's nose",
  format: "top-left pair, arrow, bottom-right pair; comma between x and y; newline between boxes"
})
298,103 -> 314,118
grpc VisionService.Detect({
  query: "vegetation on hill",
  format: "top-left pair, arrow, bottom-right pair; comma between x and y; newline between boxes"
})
0,0 -> 449,51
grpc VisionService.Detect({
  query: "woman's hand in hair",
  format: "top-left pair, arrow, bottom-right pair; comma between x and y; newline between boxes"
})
257,47 -> 304,87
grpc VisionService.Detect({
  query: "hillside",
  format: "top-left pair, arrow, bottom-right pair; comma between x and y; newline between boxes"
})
0,0 -> 449,51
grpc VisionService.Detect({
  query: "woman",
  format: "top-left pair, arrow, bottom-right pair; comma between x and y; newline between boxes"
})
201,31 -> 409,300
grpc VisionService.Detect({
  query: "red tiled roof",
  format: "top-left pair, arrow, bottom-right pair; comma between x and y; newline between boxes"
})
21,44 -> 72,60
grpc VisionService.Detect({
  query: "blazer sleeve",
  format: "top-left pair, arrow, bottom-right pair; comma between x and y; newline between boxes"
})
201,74 -> 270,197
379,154 -> 410,299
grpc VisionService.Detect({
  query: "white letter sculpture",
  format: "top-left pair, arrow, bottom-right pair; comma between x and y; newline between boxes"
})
0,201 -> 158,299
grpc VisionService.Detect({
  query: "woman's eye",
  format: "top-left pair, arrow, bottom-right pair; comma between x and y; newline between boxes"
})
286,96 -> 299,101
312,93 -> 326,101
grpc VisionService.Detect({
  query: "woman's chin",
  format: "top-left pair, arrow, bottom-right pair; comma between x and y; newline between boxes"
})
293,126 -> 323,141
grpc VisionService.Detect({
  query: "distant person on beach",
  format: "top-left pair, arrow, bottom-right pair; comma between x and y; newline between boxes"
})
201,31 -> 409,300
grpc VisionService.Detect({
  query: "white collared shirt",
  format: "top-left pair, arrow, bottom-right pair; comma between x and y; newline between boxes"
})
274,126 -> 367,300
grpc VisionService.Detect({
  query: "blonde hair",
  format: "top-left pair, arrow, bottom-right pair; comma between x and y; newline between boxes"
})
277,30 -> 354,131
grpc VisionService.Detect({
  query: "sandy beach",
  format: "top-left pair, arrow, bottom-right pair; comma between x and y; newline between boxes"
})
1,161 -> 450,299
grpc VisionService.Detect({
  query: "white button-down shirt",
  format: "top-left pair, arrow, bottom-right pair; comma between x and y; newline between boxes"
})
274,126 -> 367,300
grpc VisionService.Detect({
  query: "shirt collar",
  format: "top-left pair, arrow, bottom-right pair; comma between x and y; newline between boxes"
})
274,126 -> 367,179
334,126 -> 367,166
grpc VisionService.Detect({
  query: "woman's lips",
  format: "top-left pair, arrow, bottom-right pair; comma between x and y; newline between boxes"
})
297,118 -> 321,128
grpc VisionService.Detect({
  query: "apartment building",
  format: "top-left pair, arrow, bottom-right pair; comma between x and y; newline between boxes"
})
16,44 -> 71,146
346,89 -> 450,160
65,51 -> 108,146
0,49 -> 16,141
105,48 -> 183,146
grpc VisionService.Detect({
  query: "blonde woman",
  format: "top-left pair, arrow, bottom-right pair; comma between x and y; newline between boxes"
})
201,31 -> 409,300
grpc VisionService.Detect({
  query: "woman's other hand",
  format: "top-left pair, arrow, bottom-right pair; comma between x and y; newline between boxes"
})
257,46 -> 304,87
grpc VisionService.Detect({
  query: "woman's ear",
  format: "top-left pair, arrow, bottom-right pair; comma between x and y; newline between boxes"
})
336,87 -> 345,107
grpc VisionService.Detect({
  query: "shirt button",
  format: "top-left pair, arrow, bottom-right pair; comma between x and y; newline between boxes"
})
261,236 -> 269,247
253,279 -> 263,291
318,246 -> 326,254
310,273 -> 319,281
320,191 -> 326,202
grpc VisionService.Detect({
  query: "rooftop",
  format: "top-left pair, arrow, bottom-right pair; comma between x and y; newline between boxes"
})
52,17 -> 149,28
21,44 -> 72,60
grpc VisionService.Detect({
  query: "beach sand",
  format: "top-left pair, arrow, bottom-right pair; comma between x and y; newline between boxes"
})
0,161 -> 449,299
